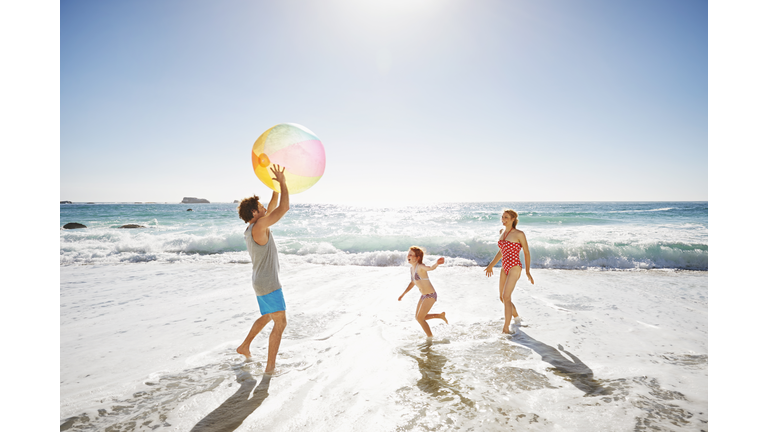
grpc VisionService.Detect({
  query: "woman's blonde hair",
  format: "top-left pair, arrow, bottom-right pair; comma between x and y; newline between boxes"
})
503,209 -> 519,229
409,246 -> 425,264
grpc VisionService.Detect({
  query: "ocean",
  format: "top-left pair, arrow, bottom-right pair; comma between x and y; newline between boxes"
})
60,202 -> 708,431
60,201 -> 708,270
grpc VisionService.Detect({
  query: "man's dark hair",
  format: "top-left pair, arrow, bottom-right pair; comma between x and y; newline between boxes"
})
237,195 -> 260,223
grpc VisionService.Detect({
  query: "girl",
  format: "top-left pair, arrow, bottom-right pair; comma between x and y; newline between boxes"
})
485,209 -> 534,334
398,246 -> 448,337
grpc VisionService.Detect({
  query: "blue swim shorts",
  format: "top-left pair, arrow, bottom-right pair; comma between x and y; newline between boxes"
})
257,288 -> 286,315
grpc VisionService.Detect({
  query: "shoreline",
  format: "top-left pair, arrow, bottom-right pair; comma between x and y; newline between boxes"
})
60,200 -> 710,204
59,260 -> 709,272
61,263 -> 707,430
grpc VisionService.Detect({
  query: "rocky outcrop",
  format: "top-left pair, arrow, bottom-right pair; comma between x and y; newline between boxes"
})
63,223 -> 86,229
119,224 -> 145,229
181,197 -> 210,203
60,201 -> 72,204
233,200 -> 239,203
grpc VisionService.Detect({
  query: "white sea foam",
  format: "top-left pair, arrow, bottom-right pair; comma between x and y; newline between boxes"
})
60,262 -> 708,431
59,202 -> 709,430
60,202 -> 708,269
60,227 -> 707,269
608,207 -> 677,213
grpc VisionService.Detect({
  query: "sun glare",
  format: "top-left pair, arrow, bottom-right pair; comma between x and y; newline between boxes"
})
349,0 -> 441,16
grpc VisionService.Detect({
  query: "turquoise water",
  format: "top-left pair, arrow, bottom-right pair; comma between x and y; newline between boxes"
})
60,201 -> 708,270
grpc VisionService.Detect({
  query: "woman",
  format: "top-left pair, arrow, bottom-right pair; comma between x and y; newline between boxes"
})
485,209 -> 534,334
398,246 -> 448,337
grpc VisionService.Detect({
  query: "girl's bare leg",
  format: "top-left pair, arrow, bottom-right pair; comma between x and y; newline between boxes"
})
237,314 -> 273,358
421,297 -> 447,323
415,297 -> 438,337
501,267 -> 522,334
425,312 -> 448,324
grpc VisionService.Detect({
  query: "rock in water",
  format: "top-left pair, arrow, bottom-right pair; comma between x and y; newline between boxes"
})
119,224 -> 145,229
63,223 -> 87,229
181,197 -> 210,203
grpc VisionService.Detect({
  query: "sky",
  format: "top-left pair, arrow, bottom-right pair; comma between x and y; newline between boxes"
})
57,0 -> 709,204
4,2 -> 768,428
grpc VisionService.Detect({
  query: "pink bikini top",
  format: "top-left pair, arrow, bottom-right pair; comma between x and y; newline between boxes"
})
411,265 -> 429,281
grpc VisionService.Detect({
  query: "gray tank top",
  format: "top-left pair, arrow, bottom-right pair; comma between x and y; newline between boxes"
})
244,223 -> 282,296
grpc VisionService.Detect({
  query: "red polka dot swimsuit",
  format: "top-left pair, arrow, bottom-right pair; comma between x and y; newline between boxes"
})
498,229 -> 522,274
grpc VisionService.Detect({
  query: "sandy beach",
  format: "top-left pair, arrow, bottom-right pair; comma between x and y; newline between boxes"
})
61,262 -> 707,431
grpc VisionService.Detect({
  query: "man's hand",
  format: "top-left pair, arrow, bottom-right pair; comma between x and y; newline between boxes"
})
270,165 -> 287,184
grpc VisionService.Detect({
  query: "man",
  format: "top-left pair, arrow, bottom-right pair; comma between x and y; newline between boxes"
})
235,165 -> 289,374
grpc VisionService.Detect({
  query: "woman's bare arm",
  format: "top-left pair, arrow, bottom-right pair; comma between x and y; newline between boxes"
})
519,232 -> 534,285
485,250 -> 502,276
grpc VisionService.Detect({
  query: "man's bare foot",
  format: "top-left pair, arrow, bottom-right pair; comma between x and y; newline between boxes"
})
439,312 -> 448,324
236,346 -> 251,358
502,327 -> 510,334
264,363 -> 277,375
264,367 -> 289,377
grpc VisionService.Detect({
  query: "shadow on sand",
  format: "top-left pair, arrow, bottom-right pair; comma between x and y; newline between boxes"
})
190,367 -> 272,432
511,329 -> 610,396
401,339 -> 474,407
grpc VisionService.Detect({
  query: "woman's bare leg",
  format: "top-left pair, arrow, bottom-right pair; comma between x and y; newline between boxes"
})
499,271 -> 507,304
501,267 -> 522,334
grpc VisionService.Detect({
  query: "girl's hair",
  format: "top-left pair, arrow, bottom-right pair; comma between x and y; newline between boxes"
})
237,195 -> 260,223
409,246 -> 425,264
503,209 -> 519,229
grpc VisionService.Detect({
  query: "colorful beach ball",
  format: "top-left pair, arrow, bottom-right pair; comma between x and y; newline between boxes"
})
251,123 -> 326,194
